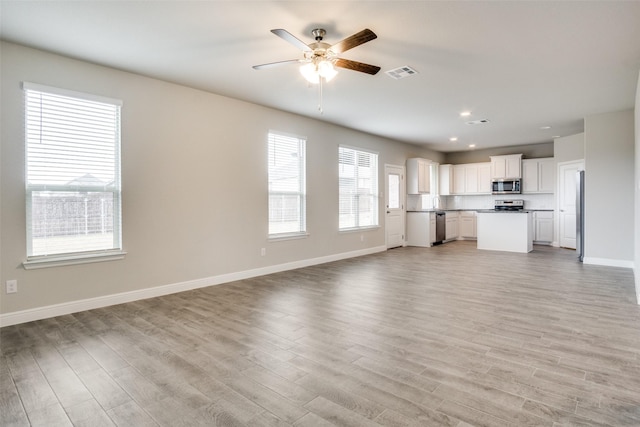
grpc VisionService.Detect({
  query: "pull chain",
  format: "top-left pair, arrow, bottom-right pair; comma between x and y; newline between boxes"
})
318,77 -> 324,114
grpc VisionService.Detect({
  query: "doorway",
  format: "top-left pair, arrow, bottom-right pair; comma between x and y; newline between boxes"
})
385,164 -> 405,249
558,160 -> 584,249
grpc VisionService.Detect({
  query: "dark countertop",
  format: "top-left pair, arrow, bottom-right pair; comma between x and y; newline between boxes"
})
408,208 -> 553,213
476,209 -> 534,214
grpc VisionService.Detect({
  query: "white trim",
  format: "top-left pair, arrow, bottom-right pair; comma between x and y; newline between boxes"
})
583,257 -> 635,269
339,226 -> 380,234
23,250 -> 127,270
338,143 -> 379,156
268,232 -> 310,242
1,246 -> 386,327
22,81 -> 123,106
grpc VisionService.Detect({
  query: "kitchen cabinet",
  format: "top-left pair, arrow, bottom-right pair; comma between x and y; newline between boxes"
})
522,158 -> 555,193
490,154 -> 522,179
445,212 -> 459,241
407,158 -> 431,194
451,162 -> 492,195
453,165 -> 466,194
533,211 -> 554,244
478,163 -> 492,193
464,164 -> 479,193
406,212 -> 433,247
459,211 -> 477,239
439,164 -> 453,195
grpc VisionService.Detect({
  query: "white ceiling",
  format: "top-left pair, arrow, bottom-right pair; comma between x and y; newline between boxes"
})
2,1 -> 639,152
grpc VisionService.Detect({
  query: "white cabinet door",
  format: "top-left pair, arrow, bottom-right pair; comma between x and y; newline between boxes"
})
453,165 -> 466,194
406,158 -> 431,194
445,213 -> 459,240
459,211 -> 477,238
523,158 -> 555,193
506,155 -> 522,178
538,158 -> 556,193
439,164 -> 453,195
491,157 -> 507,179
491,154 -> 522,179
522,159 -> 538,193
533,211 -> 554,243
477,164 -> 491,193
464,164 -> 479,193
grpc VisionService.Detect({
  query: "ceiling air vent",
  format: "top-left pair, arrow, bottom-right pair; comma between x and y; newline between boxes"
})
466,119 -> 490,125
385,66 -> 418,80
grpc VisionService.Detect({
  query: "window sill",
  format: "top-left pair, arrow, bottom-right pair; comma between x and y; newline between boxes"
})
23,250 -> 127,270
268,232 -> 310,242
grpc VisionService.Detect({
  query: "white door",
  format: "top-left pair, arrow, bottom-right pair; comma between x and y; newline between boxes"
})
558,160 -> 584,249
385,164 -> 405,248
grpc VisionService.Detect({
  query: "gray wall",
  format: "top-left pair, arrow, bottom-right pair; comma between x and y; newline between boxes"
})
554,133 -> 584,163
584,109 -> 635,264
444,142 -> 554,165
0,42 -> 442,317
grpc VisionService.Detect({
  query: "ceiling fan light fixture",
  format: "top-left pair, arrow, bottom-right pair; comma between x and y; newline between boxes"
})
300,60 -> 337,84
318,60 -> 337,81
300,63 -> 320,84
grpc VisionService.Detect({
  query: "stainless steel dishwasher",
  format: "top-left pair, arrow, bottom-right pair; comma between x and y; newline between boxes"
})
434,211 -> 446,245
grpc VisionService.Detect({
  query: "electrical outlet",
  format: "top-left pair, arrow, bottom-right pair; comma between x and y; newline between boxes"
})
6,280 -> 17,294
261,248 -> 266,256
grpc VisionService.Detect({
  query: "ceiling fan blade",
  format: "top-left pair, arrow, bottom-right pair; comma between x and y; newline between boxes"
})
330,29 -> 377,54
334,58 -> 381,75
271,29 -> 313,52
253,59 -> 302,70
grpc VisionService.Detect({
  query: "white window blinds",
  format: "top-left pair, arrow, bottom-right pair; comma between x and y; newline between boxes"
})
24,82 -> 122,257
268,132 -> 306,236
339,146 -> 379,229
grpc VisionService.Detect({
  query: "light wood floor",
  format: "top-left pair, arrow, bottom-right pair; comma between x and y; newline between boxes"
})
2,241 -> 640,426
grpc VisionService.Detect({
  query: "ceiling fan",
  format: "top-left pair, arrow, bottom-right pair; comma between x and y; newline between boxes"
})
253,28 -> 381,83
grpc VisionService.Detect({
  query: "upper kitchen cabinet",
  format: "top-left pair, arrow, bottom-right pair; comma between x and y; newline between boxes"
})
490,154 -> 522,179
449,162 -> 491,195
407,158 -> 431,194
522,158 -> 555,193
439,164 -> 453,196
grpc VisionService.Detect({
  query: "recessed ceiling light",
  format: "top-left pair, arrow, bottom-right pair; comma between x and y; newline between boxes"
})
552,135 -> 561,139
460,111 -> 472,117
540,126 -> 552,130
449,137 -> 458,142
468,144 -> 476,148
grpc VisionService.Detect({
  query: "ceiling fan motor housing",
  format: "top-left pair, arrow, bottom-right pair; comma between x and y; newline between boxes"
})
312,28 -> 326,41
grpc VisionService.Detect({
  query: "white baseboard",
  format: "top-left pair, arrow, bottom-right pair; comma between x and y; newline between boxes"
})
0,245 -> 387,327
583,257 -> 635,269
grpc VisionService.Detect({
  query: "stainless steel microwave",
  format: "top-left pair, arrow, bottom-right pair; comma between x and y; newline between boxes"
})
491,178 -> 521,194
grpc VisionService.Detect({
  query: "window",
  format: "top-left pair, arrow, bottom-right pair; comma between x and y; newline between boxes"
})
24,82 -> 123,265
339,146 -> 379,229
268,131 -> 306,237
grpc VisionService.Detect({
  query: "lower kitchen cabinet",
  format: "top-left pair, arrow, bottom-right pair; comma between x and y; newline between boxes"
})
459,211 -> 477,239
406,212 -> 433,247
445,212 -> 459,241
533,211 -> 554,244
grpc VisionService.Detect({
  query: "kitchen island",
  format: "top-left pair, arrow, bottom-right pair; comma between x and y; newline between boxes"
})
476,210 -> 533,253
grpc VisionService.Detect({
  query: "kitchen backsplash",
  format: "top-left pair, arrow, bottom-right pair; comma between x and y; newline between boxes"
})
407,193 -> 555,211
